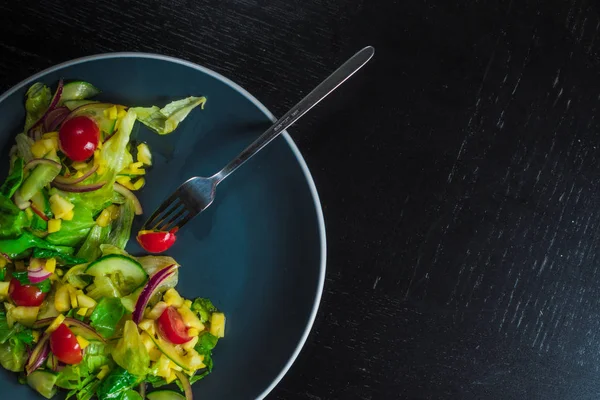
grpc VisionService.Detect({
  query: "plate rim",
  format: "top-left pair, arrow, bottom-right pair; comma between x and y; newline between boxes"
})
0,52 -> 327,400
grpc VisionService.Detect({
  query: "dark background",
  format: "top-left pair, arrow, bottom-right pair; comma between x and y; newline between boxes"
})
3,0 -> 600,399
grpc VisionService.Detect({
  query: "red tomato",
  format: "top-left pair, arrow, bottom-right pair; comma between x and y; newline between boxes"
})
157,306 -> 192,344
137,229 -> 177,254
50,324 -> 82,365
9,278 -> 46,307
59,116 -> 99,161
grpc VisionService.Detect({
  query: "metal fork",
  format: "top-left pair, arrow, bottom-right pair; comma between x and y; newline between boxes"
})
142,46 -> 375,232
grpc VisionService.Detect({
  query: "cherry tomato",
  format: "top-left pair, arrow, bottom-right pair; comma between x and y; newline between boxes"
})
50,324 -> 82,365
9,278 -> 46,307
137,229 -> 177,254
157,306 -> 192,344
59,116 -> 99,161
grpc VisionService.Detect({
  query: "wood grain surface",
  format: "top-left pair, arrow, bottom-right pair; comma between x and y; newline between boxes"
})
3,0 -> 600,399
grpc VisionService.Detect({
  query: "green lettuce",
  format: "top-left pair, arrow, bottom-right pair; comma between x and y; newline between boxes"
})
77,224 -> 111,262
112,320 -> 149,376
96,367 -> 141,400
0,336 -> 27,372
131,96 -> 206,135
46,204 -> 96,246
24,83 -> 51,132
89,298 -> 126,339
0,194 -> 30,239
0,157 -> 24,198
0,232 -> 74,259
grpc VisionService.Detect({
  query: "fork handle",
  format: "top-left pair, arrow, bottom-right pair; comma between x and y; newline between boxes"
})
212,46 -> 375,183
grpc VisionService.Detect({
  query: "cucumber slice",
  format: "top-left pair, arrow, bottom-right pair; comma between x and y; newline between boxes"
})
63,99 -> 99,111
146,390 -> 186,400
146,331 -> 194,371
85,254 -> 148,294
27,370 -> 58,399
19,163 -> 61,201
66,102 -> 118,137
61,81 -> 100,102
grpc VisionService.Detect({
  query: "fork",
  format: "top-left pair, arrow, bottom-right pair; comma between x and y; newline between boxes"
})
142,46 -> 375,232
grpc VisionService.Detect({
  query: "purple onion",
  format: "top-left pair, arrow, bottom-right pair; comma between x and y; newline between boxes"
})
114,182 -> 143,215
54,164 -> 98,185
32,317 -> 105,343
24,158 -> 61,172
174,370 -> 193,400
25,333 -> 50,375
28,267 -> 52,284
44,106 -> 70,132
28,80 -> 64,140
52,180 -> 106,193
132,264 -> 178,323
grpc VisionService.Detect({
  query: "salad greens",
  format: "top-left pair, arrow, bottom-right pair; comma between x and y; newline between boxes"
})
0,80 -> 225,400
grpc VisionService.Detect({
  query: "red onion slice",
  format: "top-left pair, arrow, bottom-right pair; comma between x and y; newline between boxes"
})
52,180 -> 106,193
132,264 -> 178,323
114,182 -> 143,215
44,106 -> 70,132
28,80 -> 64,140
24,158 -> 62,172
54,164 -> 98,185
25,333 -> 50,375
174,370 -> 193,400
28,267 -> 52,283
32,317 -> 105,343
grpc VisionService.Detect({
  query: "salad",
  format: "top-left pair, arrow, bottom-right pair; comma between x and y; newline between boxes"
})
0,80 -> 225,400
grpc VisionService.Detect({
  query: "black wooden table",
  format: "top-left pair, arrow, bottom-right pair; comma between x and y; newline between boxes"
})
3,1 -> 600,399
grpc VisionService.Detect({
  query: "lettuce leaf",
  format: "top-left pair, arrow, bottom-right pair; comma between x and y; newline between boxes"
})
96,367 -> 141,400
24,83 -> 51,132
0,157 -> 24,198
89,298 -> 125,339
0,194 -> 30,239
131,96 -> 206,135
112,320 -> 149,376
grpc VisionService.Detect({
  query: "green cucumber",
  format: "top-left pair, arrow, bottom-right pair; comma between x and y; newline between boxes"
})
66,102 -> 118,137
61,81 -> 100,102
146,390 -> 186,400
27,370 -> 58,399
18,163 -> 61,201
85,254 -> 148,294
148,331 -> 194,371
63,99 -> 99,111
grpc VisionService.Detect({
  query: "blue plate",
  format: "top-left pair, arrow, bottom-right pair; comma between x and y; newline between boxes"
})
0,54 -> 326,399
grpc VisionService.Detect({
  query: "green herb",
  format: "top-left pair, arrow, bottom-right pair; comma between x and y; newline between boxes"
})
194,331 -> 218,374
33,247 -> 88,266
89,298 -> 126,338
191,298 -> 217,323
96,367 -> 141,400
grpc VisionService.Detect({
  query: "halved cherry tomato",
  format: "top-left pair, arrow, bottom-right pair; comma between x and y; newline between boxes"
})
50,324 -> 82,365
59,116 -> 99,161
157,306 -> 192,344
137,229 -> 177,254
9,278 -> 46,307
